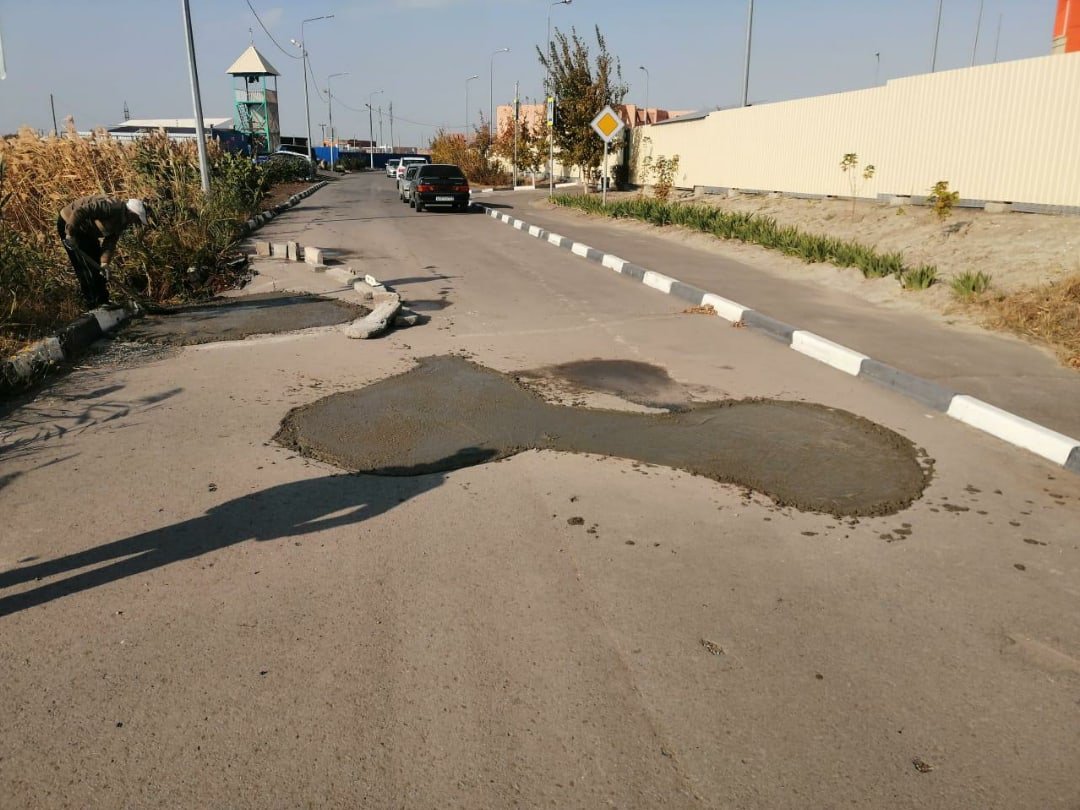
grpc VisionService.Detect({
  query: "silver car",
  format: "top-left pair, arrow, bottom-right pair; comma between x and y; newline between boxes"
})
385,158 -> 400,178
399,165 -> 421,204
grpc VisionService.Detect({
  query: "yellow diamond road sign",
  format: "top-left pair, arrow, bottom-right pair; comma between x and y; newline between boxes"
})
590,106 -> 625,142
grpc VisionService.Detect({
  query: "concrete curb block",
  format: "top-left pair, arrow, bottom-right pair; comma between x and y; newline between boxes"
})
1,306 -> 134,393
476,202 -> 1080,474
238,180 -> 329,240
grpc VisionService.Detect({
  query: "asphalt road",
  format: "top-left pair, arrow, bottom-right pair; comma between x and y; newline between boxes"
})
2,173 -> 1078,809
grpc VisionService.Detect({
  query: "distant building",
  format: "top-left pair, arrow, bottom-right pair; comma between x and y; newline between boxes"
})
106,117 -> 247,152
1053,0 -> 1079,53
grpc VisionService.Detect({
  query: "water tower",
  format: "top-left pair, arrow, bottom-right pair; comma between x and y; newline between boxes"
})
227,45 -> 281,155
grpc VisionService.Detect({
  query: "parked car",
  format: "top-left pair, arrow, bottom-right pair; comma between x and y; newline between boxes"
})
385,158 -> 400,178
410,163 -> 470,212
395,156 -> 429,186
399,165 -> 421,203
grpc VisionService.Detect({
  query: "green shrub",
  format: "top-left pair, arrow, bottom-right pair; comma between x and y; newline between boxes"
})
951,270 -> 992,298
900,265 -> 938,290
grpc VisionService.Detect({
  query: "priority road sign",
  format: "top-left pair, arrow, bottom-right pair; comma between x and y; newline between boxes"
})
590,106 -> 625,143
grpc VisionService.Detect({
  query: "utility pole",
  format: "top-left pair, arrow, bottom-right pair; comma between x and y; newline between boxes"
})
513,80 -> 519,189
389,101 -> 394,152
180,0 -> 211,194
378,106 -> 384,148
292,16 -> 333,179
874,52 -> 880,86
49,93 -> 59,136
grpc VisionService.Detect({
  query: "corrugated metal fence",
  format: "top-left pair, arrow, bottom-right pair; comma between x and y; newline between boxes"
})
633,52 -> 1080,210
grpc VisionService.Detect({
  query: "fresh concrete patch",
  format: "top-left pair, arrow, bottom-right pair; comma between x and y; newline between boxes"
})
275,355 -> 930,516
120,293 -> 365,346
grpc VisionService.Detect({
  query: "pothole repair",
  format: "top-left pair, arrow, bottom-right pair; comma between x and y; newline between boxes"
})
275,355 -> 930,516
121,292 -> 365,345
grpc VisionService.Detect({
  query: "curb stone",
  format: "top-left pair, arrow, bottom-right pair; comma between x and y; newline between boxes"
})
477,203 -> 1080,475
1,180 -> 330,394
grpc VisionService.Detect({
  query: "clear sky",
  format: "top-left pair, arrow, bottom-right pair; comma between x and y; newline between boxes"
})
0,1 -> 1059,149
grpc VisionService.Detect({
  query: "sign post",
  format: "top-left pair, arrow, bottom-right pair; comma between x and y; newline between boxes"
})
590,105 -> 625,205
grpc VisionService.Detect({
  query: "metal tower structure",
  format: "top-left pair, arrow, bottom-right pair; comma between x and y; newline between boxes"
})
226,45 -> 281,156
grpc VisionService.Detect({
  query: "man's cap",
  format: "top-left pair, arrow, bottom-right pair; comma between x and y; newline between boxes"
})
126,198 -> 149,225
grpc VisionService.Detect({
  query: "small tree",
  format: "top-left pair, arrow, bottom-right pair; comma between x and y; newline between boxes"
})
641,153 -> 680,201
537,25 -> 629,183
839,152 -> 875,220
929,180 -> 959,221
493,113 -> 545,182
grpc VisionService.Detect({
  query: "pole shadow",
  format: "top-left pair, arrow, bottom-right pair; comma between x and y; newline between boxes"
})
0,448 -> 493,618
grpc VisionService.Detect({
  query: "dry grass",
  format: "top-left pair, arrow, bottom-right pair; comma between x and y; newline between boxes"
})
972,272 -> 1080,368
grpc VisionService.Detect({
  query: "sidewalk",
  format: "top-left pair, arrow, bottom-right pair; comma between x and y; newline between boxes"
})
485,192 -> 1080,440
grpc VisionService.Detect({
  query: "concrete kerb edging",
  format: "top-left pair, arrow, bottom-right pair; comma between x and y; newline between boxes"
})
238,180 -> 329,239
477,203 -> 1080,475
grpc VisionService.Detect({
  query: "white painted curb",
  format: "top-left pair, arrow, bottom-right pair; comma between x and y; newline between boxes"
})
791,331 -> 869,376
601,254 -> 627,273
642,271 -> 676,294
946,395 -> 1080,466
700,293 -> 747,323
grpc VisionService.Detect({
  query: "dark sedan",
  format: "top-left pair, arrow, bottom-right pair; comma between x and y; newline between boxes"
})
411,164 -> 470,212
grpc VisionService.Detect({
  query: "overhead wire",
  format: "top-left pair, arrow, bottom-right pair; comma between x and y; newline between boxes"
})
243,0 -> 302,59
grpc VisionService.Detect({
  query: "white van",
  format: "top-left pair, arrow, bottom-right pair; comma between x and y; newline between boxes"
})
396,156 -> 429,187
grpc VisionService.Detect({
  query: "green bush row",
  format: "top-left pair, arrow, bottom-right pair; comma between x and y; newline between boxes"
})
552,195 -> 932,281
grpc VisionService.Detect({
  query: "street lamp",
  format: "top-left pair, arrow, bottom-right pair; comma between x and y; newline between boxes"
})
638,65 -> 650,119
489,48 -> 510,139
291,14 -> 333,177
367,89 -> 384,169
327,72 -> 348,167
546,0 -> 572,197
465,74 -> 479,132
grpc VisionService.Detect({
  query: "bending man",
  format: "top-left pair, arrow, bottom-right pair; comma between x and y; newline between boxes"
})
57,196 -> 151,308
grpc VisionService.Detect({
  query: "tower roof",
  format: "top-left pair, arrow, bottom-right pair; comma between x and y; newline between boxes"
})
226,45 -> 280,77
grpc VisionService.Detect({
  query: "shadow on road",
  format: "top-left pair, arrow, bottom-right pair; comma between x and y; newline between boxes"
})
0,448 -> 494,618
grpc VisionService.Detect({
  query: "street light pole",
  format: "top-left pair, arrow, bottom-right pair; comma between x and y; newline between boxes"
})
931,0 -> 944,72
327,72 -> 348,168
465,74 -> 479,132
741,0 -> 754,107
292,14 -> 333,179
490,47 -> 510,139
546,0 -> 572,198
638,65 -> 650,119
180,0 -> 211,193
367,89 -> 383,169
971,0 -> 984,67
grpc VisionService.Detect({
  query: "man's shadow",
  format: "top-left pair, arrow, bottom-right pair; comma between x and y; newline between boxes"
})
0,448 -> 493,618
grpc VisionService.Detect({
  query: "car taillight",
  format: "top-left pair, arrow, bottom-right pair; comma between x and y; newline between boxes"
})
416,184 -> 435,192
452,185 -> 469,193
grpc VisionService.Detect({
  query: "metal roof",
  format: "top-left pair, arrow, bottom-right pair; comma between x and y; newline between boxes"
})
226,45 -> 280,77
110,118 -> 232,131
652,109 -> 713,126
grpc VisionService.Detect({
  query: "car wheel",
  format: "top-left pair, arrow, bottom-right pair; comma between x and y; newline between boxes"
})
409,196 -> 415,208
415,198 -> 424,212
